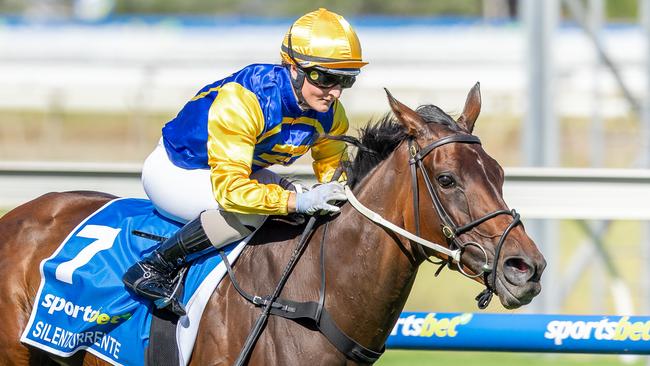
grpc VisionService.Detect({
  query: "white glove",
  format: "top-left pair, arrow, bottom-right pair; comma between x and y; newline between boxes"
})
295,182 -> 347,215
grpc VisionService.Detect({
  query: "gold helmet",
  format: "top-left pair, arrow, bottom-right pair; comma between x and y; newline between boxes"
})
281,8 -> 368,75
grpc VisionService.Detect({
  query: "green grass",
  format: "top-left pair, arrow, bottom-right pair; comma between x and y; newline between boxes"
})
377,350 -> 646,366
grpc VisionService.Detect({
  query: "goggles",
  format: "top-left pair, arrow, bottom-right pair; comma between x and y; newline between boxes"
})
301,67 -> 356,89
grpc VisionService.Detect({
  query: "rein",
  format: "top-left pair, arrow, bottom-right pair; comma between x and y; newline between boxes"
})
344,186 -> 461,263
346,133 -> 522,309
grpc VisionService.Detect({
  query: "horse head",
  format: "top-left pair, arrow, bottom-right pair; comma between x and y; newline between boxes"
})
379,83 -> 546,309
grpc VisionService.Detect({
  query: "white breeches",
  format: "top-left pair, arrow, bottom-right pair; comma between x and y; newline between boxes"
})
142,140 -> 284,230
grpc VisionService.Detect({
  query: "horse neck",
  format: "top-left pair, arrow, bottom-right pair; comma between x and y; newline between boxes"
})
324,144 -> 425,349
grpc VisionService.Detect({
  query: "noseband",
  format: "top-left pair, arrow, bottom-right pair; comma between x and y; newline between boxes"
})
408,134 -> 521,308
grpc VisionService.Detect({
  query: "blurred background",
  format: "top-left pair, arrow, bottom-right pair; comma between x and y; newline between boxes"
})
2,0 -> 650,365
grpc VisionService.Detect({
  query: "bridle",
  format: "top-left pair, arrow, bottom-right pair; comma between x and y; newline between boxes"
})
409,133 -> 521,308
346,133 -> 522,309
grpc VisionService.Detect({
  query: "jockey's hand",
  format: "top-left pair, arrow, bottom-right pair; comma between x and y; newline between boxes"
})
295,182 -> 347,215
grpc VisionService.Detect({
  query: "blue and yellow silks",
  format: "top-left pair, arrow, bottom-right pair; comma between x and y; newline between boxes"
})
162,64 -> 349,215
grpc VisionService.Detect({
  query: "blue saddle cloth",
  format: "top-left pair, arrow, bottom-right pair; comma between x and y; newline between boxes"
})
20,198 -> 245,366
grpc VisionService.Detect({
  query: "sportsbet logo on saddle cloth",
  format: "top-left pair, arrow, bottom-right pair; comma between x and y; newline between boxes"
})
20,198 -> 247,366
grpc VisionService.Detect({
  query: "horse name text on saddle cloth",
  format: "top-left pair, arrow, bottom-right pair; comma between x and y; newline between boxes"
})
20,198 -> 247,366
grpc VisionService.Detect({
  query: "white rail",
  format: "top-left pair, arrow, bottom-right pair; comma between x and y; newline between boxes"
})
1,162 -> 650,220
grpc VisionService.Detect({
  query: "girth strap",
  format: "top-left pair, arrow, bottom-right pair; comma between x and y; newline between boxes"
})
258,296 -> 385,363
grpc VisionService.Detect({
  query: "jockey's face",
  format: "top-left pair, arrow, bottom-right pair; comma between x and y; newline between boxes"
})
291,65 -> 343,112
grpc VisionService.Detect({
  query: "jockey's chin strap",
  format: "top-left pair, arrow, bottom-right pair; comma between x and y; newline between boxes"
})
286,25 -> 311,110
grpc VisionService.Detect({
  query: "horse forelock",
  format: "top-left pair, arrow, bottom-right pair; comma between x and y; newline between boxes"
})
415,104 -> 460,131
347,105 -> 459,188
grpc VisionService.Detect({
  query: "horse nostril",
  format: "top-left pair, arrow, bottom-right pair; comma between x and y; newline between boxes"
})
503,256 -> 534,285
505,257 -> 531,273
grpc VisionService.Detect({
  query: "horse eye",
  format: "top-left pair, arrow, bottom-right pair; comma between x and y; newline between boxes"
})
437,174 -> 456,188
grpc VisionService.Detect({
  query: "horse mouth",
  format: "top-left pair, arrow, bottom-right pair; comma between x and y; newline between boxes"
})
495,276 -> 541,309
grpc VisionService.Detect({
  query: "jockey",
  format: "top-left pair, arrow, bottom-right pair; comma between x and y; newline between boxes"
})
122,8 -> 368,316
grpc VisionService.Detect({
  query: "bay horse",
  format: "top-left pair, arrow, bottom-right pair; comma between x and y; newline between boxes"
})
0,84 -> 545,365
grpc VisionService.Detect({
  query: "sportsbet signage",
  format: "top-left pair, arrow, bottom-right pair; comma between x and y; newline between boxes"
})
386,312 -> 650,354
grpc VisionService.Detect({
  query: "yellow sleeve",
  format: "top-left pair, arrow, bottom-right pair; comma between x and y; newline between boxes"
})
311,100 -> 350,183
206,82 -> 291,215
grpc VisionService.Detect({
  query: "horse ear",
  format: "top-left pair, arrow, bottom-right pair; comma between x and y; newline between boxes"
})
457,82 -> 481,133
384,88 -> 427,137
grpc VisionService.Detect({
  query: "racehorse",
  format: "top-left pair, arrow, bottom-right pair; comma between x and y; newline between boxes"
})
0,84 -> 545,365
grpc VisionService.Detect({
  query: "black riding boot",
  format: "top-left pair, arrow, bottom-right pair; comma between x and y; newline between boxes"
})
122,217 -> 214,316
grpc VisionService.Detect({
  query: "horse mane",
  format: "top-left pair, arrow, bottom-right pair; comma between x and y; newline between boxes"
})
340,104 -> 459,188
